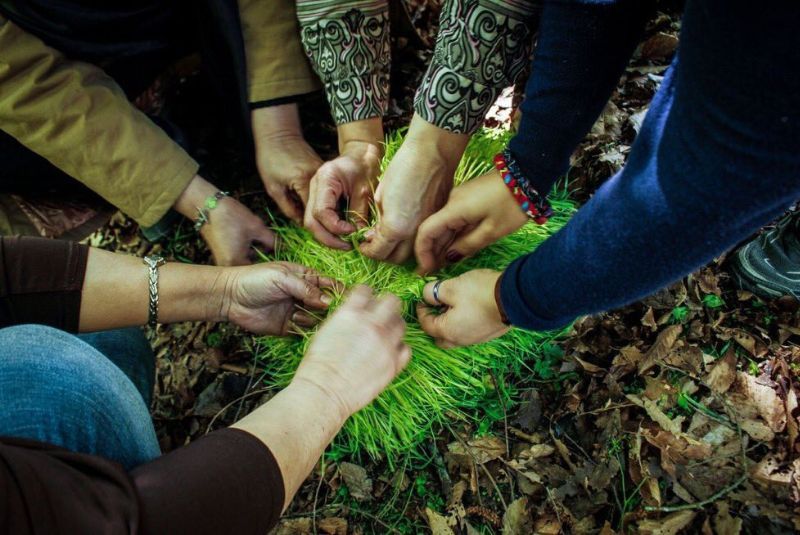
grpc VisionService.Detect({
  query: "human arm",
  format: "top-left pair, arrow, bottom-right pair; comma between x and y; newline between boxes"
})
0,235 -> 336,334
239,0 -> 326,223
359,0 -> 536,262
418,0 -> 800,344
1,287 -> 410,534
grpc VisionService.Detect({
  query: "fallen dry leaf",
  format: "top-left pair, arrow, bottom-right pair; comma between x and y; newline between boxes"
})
636,510 -> 696,534
705,349 -> 737,394
713,502 -> 742,535
425,508 -> 455,535
627,394 -> 684,435
502,497 -> 532,535
318,517 -> 347,535
338,462 -> 373,502
640,325 -> 683,374
733,372 -> 786,432
448,436 -> 506,465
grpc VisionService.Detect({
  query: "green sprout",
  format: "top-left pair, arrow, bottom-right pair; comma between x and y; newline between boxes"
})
255,129 -> 578,462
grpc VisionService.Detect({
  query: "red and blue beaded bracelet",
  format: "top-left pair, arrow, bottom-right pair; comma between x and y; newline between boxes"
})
493,150 -> 553,225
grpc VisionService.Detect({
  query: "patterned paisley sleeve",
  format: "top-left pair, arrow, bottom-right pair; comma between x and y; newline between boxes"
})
414,0 -> 536,134
297,0 -> 390,125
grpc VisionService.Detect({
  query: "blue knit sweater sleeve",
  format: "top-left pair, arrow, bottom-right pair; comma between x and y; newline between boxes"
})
507,0 -> 654,193
500,0 -> 800,330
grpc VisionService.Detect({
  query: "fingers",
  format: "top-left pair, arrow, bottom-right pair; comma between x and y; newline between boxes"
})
312,170 -> 356,235
281,263 -> 345,294
446,223 -> 495,261
279,272 -> 333,309
415,210 -> 464,274
305,174 -> 352,250
339,284 -> 373,311
349,186 -> 372,230
370,293 -> 404,331
359,222 -> 412,263
416,302 -> 447,340
422,278 -> 454,307
267,185 -> 304,224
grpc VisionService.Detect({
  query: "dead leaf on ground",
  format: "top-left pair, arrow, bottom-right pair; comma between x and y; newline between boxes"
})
731,372 -> 786,433
317,517 -> 347,535
448,436 -> 506,465
627,394 -> 684,435
338,462 -> 373,502
705,349 -> 738,394
425,508 -> 455,535
274,518 -> 311,535
502,497 -> 532,535
533,513 -> 562,535
713,502 -> 742,535
639,325 -> 683,374
636,510 -> 696,534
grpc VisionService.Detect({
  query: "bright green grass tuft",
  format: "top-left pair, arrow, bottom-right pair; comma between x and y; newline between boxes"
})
256,129 -> 577,462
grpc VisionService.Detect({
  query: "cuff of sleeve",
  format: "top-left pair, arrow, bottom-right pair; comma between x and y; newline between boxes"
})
249,76 -> 322,106
131,428 -> 285,535
133,153 -> 199,227
325,72 -> 389,125
500,254 -> 574,331
413,61 -> 498,135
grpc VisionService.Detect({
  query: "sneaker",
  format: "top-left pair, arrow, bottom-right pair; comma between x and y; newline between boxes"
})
729,212 -> 800,300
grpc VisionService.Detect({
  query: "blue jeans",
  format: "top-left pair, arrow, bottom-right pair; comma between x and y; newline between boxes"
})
0,324 -> 160,470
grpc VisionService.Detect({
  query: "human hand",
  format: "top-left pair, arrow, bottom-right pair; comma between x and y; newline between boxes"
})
252,105 -> 323,223
417,269 -> 509,348
292,285 -> 411,417
174,175 -> 276,266
359,116 -> 469,263
219,262 -> 340,335
305,140 -> 381,249
415,170 -> 528,274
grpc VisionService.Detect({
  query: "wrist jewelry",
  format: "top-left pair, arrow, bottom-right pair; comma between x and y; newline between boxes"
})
493,151 -> 552,225
143,254 -> 166,328
194,190 -> 229,232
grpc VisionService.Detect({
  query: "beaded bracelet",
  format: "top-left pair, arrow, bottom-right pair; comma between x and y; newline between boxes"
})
194,190 -> 229,232
493,150 -> 552,225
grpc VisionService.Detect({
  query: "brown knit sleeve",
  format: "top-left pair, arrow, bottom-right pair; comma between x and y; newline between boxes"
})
131,428 -> 285,535
0,236 -> 89,332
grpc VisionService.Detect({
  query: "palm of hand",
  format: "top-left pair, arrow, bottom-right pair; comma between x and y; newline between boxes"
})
226,266 -> 299,335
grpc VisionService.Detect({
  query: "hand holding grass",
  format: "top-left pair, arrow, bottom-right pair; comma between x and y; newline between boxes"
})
359,115 -> 469,264
415,170 -> 528,274
417,269 -> 509,347
218,262 -> 341,335
305,139 -> 381,250
293,285 -> 411,417
252,104 -> 323,223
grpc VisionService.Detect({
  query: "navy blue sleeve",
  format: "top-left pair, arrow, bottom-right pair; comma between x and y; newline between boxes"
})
508,0 -> 654,193
501,0 -> 800,330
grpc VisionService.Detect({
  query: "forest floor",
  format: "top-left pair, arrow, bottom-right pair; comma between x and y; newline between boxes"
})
88,3 -> 799,533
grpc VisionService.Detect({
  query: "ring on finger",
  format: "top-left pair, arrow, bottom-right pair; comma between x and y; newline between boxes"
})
432,279 -> 443,305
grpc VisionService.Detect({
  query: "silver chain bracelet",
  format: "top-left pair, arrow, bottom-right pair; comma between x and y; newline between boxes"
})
142,255 -> 166,328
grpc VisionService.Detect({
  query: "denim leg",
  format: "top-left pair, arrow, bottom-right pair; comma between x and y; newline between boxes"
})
78,327 -> 155,406
0,325 -> 160,470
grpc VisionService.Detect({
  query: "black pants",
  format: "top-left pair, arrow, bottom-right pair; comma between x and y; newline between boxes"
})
0,0 -> 251,194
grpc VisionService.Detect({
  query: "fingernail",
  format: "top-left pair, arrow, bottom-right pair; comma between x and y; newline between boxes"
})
364,229 -> 375,240
446,251 -> 463,263
321,294 -> 332,305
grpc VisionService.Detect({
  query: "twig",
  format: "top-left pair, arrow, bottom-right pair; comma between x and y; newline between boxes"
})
445,423 -> 509,512
489,368 -> 511,458
312,457 -> 326,534
644,473 -> 748,513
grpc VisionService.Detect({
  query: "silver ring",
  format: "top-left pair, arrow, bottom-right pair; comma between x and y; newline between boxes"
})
432,280 -> 443,305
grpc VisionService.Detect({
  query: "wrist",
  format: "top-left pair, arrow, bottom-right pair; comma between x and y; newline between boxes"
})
252,104 -> 304,147
156,262 -> 229,324
405,114 -> 469,167
493,271 -> 511,326
337,117 -> 384,156
174,175 -> 220,220
287,376 -> 351,426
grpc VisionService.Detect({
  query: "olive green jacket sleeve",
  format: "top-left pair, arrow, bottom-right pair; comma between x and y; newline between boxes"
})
238,0 -> 322,104
0,14 -> 198,227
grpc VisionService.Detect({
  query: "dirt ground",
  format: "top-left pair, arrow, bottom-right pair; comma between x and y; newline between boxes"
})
87,3 -> 799,533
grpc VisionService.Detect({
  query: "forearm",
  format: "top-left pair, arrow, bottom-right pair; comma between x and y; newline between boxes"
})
508,0 -> 654,193
79,247 -> 226,332
404,114 -> 470,174
231,380 -> 348,510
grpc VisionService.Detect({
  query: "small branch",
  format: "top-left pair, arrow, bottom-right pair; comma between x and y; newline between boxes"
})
644,473 -> 748,513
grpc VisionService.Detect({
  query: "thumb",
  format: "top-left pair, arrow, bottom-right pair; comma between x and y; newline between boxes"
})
444,222 -> 495,261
